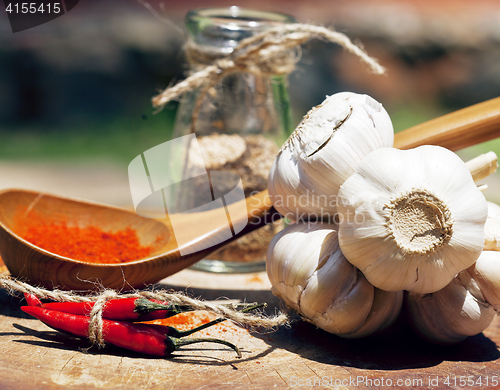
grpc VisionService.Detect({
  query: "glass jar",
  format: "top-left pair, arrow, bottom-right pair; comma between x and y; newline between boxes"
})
172,7 -> 295,273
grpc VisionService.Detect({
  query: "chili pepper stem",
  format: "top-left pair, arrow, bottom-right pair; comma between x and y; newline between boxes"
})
169,336 -> 242,358
171,303 -> 267,338
223,302 -> 267,311
134,298 -> 188,316
170,317 -> 226,338
134,299 -> 266,317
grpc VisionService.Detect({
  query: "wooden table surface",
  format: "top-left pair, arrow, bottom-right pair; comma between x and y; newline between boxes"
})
0,265 -> 499,390
1,133 -> 500,389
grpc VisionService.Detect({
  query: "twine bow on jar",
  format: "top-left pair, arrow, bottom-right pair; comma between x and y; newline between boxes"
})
152,23 -> 386,133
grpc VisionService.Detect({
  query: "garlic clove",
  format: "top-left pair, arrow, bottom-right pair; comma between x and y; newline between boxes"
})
468,251 -> 500,312
266,221 -> 340,312
299,256 -> 374,335
266,221 -> 403,337
484,201 -> 500,251
268,92 -> 394,221
342,288 -> 403,339
338,145 -> 488,294
267,147 -> 334,221
406,272 -> 496,344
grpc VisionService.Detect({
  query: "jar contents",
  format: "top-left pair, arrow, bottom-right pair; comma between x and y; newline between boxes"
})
185,132 -> 284,263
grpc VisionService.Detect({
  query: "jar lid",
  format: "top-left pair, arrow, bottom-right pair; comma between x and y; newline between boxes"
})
185,6 -> 296,56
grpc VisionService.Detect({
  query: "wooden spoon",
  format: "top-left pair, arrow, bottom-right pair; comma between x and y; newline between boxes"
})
1,97 -> 500,290
0,189 -> 275,290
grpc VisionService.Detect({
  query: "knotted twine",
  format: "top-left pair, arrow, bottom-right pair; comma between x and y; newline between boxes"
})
0,275 -> 289,348
152,23 -> 386,133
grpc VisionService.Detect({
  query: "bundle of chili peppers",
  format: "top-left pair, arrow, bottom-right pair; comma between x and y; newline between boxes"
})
22,294 -> 265,358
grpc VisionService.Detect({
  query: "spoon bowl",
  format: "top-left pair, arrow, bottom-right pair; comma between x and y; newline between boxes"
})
1,96 -> 500,290
0,188 -> 276,290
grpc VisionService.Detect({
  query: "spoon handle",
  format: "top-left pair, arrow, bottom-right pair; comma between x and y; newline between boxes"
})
393,96 -> 500,151
255,96 -> 500,212
245,96 -> 500,227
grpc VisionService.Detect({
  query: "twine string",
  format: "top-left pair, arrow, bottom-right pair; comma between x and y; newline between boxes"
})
152,23 -> 385,133
87,289 -> 119,348
0,275 -> 289,348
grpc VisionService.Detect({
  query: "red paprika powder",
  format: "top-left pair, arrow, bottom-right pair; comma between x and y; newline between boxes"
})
15,210 -> 158,264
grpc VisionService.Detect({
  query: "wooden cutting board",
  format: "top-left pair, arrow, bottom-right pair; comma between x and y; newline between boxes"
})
0,268 -> 499,390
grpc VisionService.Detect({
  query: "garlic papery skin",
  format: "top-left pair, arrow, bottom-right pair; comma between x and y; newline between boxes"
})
468,251 -> 500,312
484,201 -> 500,251
342,288 -> 403,339
406,271 -> 496,344
268,92 -> 394,221
465,151 -> 498,183
337,145 -> 488,294
266,221 -> 402,337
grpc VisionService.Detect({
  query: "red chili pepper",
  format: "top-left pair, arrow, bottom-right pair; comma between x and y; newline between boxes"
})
24,293 -> 42,307
41,298 -> 189,321
39,298 -> 262,322
21,306 -> 241,357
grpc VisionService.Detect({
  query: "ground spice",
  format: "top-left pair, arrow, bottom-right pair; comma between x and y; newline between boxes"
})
246,275 -> 263,284
15,212 -> 156,264
147,312 -> 213,332
146,312 -> 246,338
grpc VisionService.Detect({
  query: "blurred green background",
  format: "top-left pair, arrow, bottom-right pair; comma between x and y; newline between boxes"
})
1,0 -> 500,204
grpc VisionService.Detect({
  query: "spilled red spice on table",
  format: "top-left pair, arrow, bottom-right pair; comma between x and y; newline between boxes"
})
146,311 -> 249,338
13,209 -> 162,264
147,312 -> 213,331
246,275 -> 263,284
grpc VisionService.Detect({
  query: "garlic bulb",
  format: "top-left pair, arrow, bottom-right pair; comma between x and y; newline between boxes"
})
406,270 -> 496,344
484,201 -> 500,251
337,145 -> 488,294
268,92 -> 394,221
468,251 -> 500,312
266,221 -> 402,337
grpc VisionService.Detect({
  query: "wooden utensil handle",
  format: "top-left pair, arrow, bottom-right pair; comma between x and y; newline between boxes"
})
394,96 -> 500,151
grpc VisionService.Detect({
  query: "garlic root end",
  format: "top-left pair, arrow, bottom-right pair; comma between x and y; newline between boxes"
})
466,151 -> 498,182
